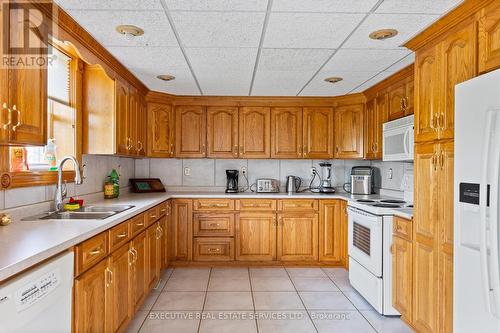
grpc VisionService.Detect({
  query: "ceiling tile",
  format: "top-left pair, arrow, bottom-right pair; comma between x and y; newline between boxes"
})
301,71 -> 378,96
185,48 -> 258,95
342,13 -> 439,49
375,0 -> 463,14
171,11 -> 265,47
131,68 -> 199,95
272,0 -> 379,13
264,12 -> 365,48
66,10 -> 178,47
56,0 -> 162,10
350,71 -> 397,93
323,48 -> 411,72
106,47 -> 187,72
252,70 -> 313,96
259,48 -> 333,71
165,0 -> 268,11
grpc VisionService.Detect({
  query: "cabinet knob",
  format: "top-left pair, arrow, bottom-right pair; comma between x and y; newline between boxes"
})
136,141 -> 143,152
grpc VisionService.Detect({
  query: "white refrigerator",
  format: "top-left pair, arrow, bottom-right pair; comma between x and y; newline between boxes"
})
455,68 -> 500,332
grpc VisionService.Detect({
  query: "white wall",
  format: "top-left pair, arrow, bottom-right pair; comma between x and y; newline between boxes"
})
0,155 -> 135,211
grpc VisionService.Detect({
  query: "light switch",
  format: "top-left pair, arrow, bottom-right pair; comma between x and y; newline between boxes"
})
184,167 -> 191,176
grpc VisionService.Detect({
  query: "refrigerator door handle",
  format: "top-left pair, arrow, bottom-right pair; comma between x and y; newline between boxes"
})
489,109 -> 500,318
480,110 -> 494,313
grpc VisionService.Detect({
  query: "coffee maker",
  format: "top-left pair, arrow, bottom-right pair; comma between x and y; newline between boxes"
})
225,170 -> 239,193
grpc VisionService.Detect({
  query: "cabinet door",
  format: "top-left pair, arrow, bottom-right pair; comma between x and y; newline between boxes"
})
277,213 -> 318,261
0,8 -> 8,144
271,107 -> 303,158
7,6 -> 47,145
392,236 -> 413,322
319,200 -> 343,262
374,93 -> 388,157
106,244 -> 132,333
159,216 -> 168,269
238,107 -> 270,158
478,1 -> 500,73
415,45 -> 440,143
116,79 -> 130,155
169,199 -> 193,261
175,105 -> 206,158
388,83 -> 406,121
334,104 -> 364,159
405,78 -> 414,116
440,20 -> 476,140
147,102 -> 174,158
74,260 -> 108,333
235,212 -> 276,261
303,107 -> 333,159
131,231 -> 147,313
146,223 -> 161,290
207,106 -> 238,158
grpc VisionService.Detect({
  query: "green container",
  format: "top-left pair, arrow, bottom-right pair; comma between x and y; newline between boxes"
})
109,169 -> 120,198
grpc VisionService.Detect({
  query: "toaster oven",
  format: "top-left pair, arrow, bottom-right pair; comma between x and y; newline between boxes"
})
256,179 -> 280,193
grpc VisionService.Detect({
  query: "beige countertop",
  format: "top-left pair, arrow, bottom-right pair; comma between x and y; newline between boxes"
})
0,191 -> 412,282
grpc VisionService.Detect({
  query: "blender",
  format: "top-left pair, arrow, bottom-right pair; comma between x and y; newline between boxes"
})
311,162 -> 336,193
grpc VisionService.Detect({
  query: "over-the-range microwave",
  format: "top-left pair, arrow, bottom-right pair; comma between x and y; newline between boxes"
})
382,114 -> 414,162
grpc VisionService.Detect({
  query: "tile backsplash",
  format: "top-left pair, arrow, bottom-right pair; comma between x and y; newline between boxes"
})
0,155 -> 135,211
135,158 -> 413,196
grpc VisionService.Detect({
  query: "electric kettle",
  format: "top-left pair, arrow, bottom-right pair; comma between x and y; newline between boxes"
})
286,176 -> 301,194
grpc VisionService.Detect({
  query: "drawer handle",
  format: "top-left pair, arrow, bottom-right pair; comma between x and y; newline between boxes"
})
207,248 -> 221,253
116,232 -> 127,239
88,248 -> 102,256
105,267 -> 113,287
246,204 -> 268,207
205,204 -> 227,208
209,223 -> 221,227
150,214 -> 157,219
160,208 -> 167,213
136,222 -> 144,227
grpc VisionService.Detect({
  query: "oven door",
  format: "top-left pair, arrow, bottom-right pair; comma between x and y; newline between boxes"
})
348,206 -> 383,277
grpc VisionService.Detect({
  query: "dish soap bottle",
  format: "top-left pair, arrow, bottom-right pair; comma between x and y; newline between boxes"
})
104,177 -> 114,199
109,169 -> 120,198
44,139 -> 58,171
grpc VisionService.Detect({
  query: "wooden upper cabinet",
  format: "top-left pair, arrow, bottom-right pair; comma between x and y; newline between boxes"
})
147,102 -> 174,158
440,20 -> 477,141
137,96 -> 147,157
238,107 -> 270,158
388,82 -> 406,121
175,105 -> 206,158
207,106 -> 239,158
334,104 -> 364,159
415,45 -> 441,143
3,5 -> 47,146
115,79 -> 130,155
303,107 -> 334,159
128,86 -> 141,155
405,78 -> 414,116
0,8 -> 8,144
271,107 -> 303,159
478,1 -> 500,73
365,94 -> 387,160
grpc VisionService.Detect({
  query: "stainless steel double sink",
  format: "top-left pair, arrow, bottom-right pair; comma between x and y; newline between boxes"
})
23,205 -> 135,221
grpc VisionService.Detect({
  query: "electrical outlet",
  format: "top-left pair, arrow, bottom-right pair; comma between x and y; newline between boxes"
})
184,167 -> 191,176
241,166 -> 247,176
387,168 -> 393,180
310,167 -> 316,176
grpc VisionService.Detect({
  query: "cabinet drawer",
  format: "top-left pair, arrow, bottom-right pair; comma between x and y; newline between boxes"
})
193,199 -> 234,211
158,201 -> 169,217
193,213 -> 234,237
278,199 -> 318,211
236,199 -> 276,211
393,216 -> 412,241
109,221 -> 130,252
193,237 -> 234,261
75,232 -> 109,275
130,213 -> 146,236
145,206 -> 160,226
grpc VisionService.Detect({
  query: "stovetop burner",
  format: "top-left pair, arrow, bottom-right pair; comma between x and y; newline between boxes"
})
372,203 -> 403,208
379,199 -> 406,204
356,199 -> 376,203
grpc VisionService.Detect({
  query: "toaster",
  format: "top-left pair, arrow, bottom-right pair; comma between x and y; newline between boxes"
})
347,166 -> 375,195
256,179 -> 280,193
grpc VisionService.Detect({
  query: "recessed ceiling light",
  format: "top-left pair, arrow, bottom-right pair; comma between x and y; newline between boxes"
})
324,77 -> 343,84
157,74 -> 176,82
116,25 -> 144,40
369,29 -> 398,40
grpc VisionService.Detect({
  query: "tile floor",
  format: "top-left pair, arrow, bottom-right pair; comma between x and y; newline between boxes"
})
126,267 -> 414,333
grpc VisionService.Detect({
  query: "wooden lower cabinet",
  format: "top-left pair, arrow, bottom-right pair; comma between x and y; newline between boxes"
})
106,243 -> 132,333
169,199 -> 193,261
193,237 -> 234,261
146,222 -> 161,290
319,200 -> 345,263
277,213 -> 318,261
392,235 -> 413,323
159,215 -> 168,269
130,231 -> 147,313
74,260 -> 108,333
235,212 -> 277,261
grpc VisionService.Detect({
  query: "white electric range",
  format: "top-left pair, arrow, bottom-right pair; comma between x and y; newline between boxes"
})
347,196 -> 412,316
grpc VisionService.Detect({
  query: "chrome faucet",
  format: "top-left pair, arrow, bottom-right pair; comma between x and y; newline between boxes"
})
55,156 -> 83,212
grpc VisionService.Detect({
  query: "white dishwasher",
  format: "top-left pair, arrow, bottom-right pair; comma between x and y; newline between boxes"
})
0,251 -> 74,333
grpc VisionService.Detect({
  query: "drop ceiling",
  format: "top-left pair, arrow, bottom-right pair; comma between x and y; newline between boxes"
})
55,0 -> 463,96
